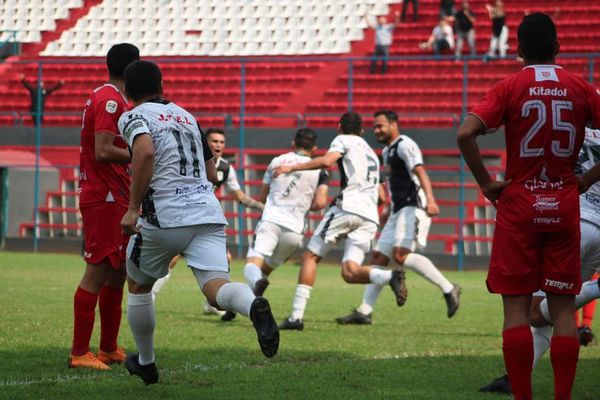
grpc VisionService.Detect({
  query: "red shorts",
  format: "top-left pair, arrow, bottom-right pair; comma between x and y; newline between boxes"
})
81,203 -> 129,268
487,225 -> 581,295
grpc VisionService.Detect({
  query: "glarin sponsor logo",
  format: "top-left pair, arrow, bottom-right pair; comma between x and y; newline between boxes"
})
524,165 -> 564,192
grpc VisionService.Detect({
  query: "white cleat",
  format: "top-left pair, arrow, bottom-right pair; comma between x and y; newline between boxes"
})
203,300 -> 226,316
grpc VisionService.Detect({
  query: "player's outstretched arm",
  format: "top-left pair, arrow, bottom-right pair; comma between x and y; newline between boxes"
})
121,134 -> 154,235
414,165 -> 439,216
273,151 -> 341,178
457,115 -> 509,205
233,189 -> 265,211
95,132 -> 131,163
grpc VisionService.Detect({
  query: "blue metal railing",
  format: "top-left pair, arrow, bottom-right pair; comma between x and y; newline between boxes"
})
0,30 -> 19,56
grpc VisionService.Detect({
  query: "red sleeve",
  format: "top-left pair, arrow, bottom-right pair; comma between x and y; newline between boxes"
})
93,96 -> 122,136
468,81 -> 507,132
589,84 -> 600,129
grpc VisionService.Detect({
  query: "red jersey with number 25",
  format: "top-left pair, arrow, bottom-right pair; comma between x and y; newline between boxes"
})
79,84 -> 130,209
470,65 -> 600,233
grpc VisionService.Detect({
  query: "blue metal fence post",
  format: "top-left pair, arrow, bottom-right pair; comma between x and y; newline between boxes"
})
347,60 -> 353,111
457,59 -> 469,271
237,61 -> 246,258
33,62 -> 43,252
589,56 -> 595,84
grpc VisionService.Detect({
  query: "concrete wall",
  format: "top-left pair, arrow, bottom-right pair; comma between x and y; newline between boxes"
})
5,167 -> 59,236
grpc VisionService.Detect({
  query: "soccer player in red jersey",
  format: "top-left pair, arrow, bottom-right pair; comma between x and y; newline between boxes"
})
458,13 -> 600,400
69,43 -> 140,370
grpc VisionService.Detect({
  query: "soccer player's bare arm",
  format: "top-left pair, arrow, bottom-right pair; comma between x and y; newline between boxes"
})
95,132 -> 131,163
121,134 -> 154,235
273,151 -> 341,177
310,184 -> 329,211
205,158 -> 218,185
457,115 -> 509,204
413,165 -> 439,216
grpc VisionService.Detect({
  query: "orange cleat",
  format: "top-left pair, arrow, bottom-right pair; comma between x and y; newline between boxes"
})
97,347 -> 127,365
68,352 -> 111,370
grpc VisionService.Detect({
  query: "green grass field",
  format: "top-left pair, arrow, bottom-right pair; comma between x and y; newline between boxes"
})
0,251 -> 598,399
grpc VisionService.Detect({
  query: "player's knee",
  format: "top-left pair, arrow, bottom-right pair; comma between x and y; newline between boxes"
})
393,248 -> 411,265
340,262 -> 359,282
371,251 -> 389,266
303,250 -> 320,263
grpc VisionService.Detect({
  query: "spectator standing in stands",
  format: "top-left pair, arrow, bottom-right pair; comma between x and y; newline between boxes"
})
484,0 -> 508,61
366,10 -> 401,74
401,0 -> 418,22
19,74 -> 64,126
440,0 -> 455,17
419,18 -> 455,56
454,1 -> 476,60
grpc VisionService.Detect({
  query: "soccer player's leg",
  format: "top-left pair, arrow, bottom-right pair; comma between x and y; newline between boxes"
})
97,204 -> 129,365
487,226 -> 543,400
71,204 -> 120,370
541,229 -> 582,400
124,224 -> 190,384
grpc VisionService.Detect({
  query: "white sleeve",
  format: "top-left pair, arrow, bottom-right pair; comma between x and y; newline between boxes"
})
263,160 -> 275,185
399,140 -> 424,172
328,135 -> 348,155
119,112 -> 150,147
224,164 -> 241,192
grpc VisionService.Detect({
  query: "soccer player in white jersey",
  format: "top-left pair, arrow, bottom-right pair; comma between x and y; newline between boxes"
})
336,110 -> 461,325
117,61 -> 279,385
151,127 -> 264,317
480,128 -> 600,394
273,111 -> 407,331
221,128 -> 330,322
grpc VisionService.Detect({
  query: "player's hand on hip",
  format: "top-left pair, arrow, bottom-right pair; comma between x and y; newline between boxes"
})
426,200 -> 440,217
121,209 -> 141,235
273,165 -> 293,178
481,179 -> 511,207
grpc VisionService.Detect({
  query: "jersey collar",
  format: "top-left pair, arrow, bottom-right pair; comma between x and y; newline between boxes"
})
523,64 -> 563,70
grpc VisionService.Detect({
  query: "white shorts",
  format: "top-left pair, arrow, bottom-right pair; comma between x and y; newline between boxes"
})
307,206 -> 378,264
581,220 -> 600,281
247,220 -> 303,268
126,223 -> 229,286
375,207 -> 431,258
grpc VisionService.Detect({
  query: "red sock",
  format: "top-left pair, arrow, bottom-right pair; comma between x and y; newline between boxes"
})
502,325 -> 533,400
98,285 -> 124,352
582,300 -> 596,328
551,336 -> 579,400
72,287 -> 99,355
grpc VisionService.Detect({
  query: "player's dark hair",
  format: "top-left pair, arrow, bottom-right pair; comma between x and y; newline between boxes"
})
374,110 -> 399,124
123,60 -> 162,102
294,128 -> 317,150
106,43 -> 140,79
339,111 -> 362,135
517,13 -> 557,63
205,128 -> 226,138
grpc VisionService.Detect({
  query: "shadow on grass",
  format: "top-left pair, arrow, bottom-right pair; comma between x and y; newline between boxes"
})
0,347 -> 597,400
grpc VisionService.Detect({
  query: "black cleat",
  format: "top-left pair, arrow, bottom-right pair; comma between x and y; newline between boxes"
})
389,269 -> 408,306
478,373 -> 512,394
335,310 -> 372,325
578,325 -> 595,346
253,278 -> 270,297
125,353 -> 159,385
221,311 -> 237,322
249,297 -> 279,358
278,317 -> 304,331
444,284 -> 462,318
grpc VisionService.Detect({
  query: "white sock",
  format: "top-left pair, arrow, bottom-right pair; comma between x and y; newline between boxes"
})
127,292 -> 156,366
539,279 -> 600,323
531,325 -> 552,369
404,253 -> 454,294
357,284 -> 384,315
151,272 -> 171,300
368,268 -> 392,285
244,263 -> 263,290
215,282 -> 255,317
290,284 -> 312,321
